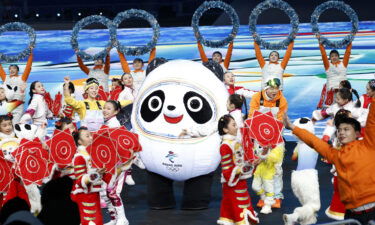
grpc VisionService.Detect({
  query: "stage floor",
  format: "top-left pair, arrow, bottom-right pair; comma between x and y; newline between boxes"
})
109,142 -> 336,225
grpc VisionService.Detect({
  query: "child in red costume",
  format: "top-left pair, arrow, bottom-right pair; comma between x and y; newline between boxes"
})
217,114 -> 259,225
72,127 -> 105,225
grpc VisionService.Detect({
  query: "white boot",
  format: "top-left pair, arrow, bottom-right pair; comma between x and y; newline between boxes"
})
260,197 -> 274,214
115,205 -> 129,225
25,184 -> 42,214
289,169 -> 321,225
125,174 -> 135,186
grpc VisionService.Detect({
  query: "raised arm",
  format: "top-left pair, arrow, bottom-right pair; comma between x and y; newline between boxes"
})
223,41 -> 233,69
363,98 -> 375,149
0,63 -> 6,82
76,55 -> 90,75
104,53 -> 110,75
343,42 -> 352,68
197,41 -> 209,63
319,43 -> 330,70
21,51 -> 33,81
254,42 -> 265,68
281,41 -> 294,69
117,50 -> 131,74
148,47 -> 156,63
276,96 -> 288,121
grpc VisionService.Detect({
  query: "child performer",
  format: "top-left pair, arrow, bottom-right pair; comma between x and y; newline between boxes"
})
224,72 -> 257,98
117,73 -> 137,101
0,47 -> 33,123
72,127 -> 105,225
19,81 -> 53,138
118,48 -> 156,90
63,77 -> 132,132
0,115 -> 15,140
101,100 -> 133,225
227,94 -> 244,141
76,49 -> 111,92
217,114 -> 259,225
253,35 -> 294,90
59,81 -> 76,120
248,78 -> 287,208
316,35 -> 353,108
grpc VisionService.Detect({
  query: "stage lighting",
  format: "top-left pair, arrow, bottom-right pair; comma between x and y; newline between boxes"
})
14,14 -> 18,18
99,12 -> 103,15
78,12 -> 82,16
36,13 -> 39,18
57,13 -> 61,17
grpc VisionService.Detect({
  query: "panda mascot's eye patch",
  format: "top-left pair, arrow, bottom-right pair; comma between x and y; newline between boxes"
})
183,91 -> 212,124
141,90 -> 165,122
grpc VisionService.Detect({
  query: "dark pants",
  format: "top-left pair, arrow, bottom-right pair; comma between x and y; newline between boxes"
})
345,209 -> 375,224
147,171 -> 214,209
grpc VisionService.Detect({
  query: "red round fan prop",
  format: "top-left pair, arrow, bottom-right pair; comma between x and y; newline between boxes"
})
0,152 -> 14,193
52,92 -> 63,116
13,139 -> 51,186
244,111 -> 284,147
46,129 -> 76,169
241,127 -> 257,163
44,92 -> 54,113
86,131 -> 117,174
109,127 -> 141,163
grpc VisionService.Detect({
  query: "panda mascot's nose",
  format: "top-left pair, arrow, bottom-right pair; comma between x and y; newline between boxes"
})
167,105 -> 176,111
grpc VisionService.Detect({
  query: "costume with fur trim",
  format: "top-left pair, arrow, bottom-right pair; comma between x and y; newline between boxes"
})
20,94 -> 53,129
217,134 -> 259,225
71,146 -> 103,225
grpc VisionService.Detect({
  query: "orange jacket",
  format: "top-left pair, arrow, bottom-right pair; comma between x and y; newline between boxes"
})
248,90 -> 288,121
319,42 -> 352,70
0,52 -> 33,82
77,54 -> 110,75
254,41 -> 294,70
197,41 -> 233,69
293,98 -> 375,209
118,48 -> 156,74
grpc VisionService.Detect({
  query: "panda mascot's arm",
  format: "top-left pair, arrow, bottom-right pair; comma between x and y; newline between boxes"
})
184,122 -> 217,137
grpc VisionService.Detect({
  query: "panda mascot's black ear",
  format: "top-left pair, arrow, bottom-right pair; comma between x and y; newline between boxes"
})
146,57 -> 168,76
202,60 -> 224,81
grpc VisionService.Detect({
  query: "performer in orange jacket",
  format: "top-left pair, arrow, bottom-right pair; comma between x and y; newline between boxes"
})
117,48 -> 156,90
253,40 -> 294,90
77,50 -> 111,92
197,40 -> 233,72
0,48 -> 33,124
283,97 -> 375,225
316,35 -> 352,109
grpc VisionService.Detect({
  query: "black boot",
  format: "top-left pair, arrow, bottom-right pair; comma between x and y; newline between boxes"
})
147,171 -> 175,209
181,172 -> 214,210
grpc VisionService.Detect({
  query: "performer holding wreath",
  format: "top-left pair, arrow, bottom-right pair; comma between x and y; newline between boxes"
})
71,15 -> 116,92
249,0 -> 299,91
192,1 -> 239,73
0,22 -> 35,124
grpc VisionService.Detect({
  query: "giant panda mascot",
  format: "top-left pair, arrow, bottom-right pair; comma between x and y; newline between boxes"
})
131,59 -> 228,209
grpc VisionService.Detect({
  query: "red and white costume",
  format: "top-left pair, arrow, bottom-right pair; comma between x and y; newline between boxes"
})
227,85 -> 257,99
316,43 -> 352,108
117,86 -> 138,102
71,146 -> 103,225
217,134 -> 259,225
